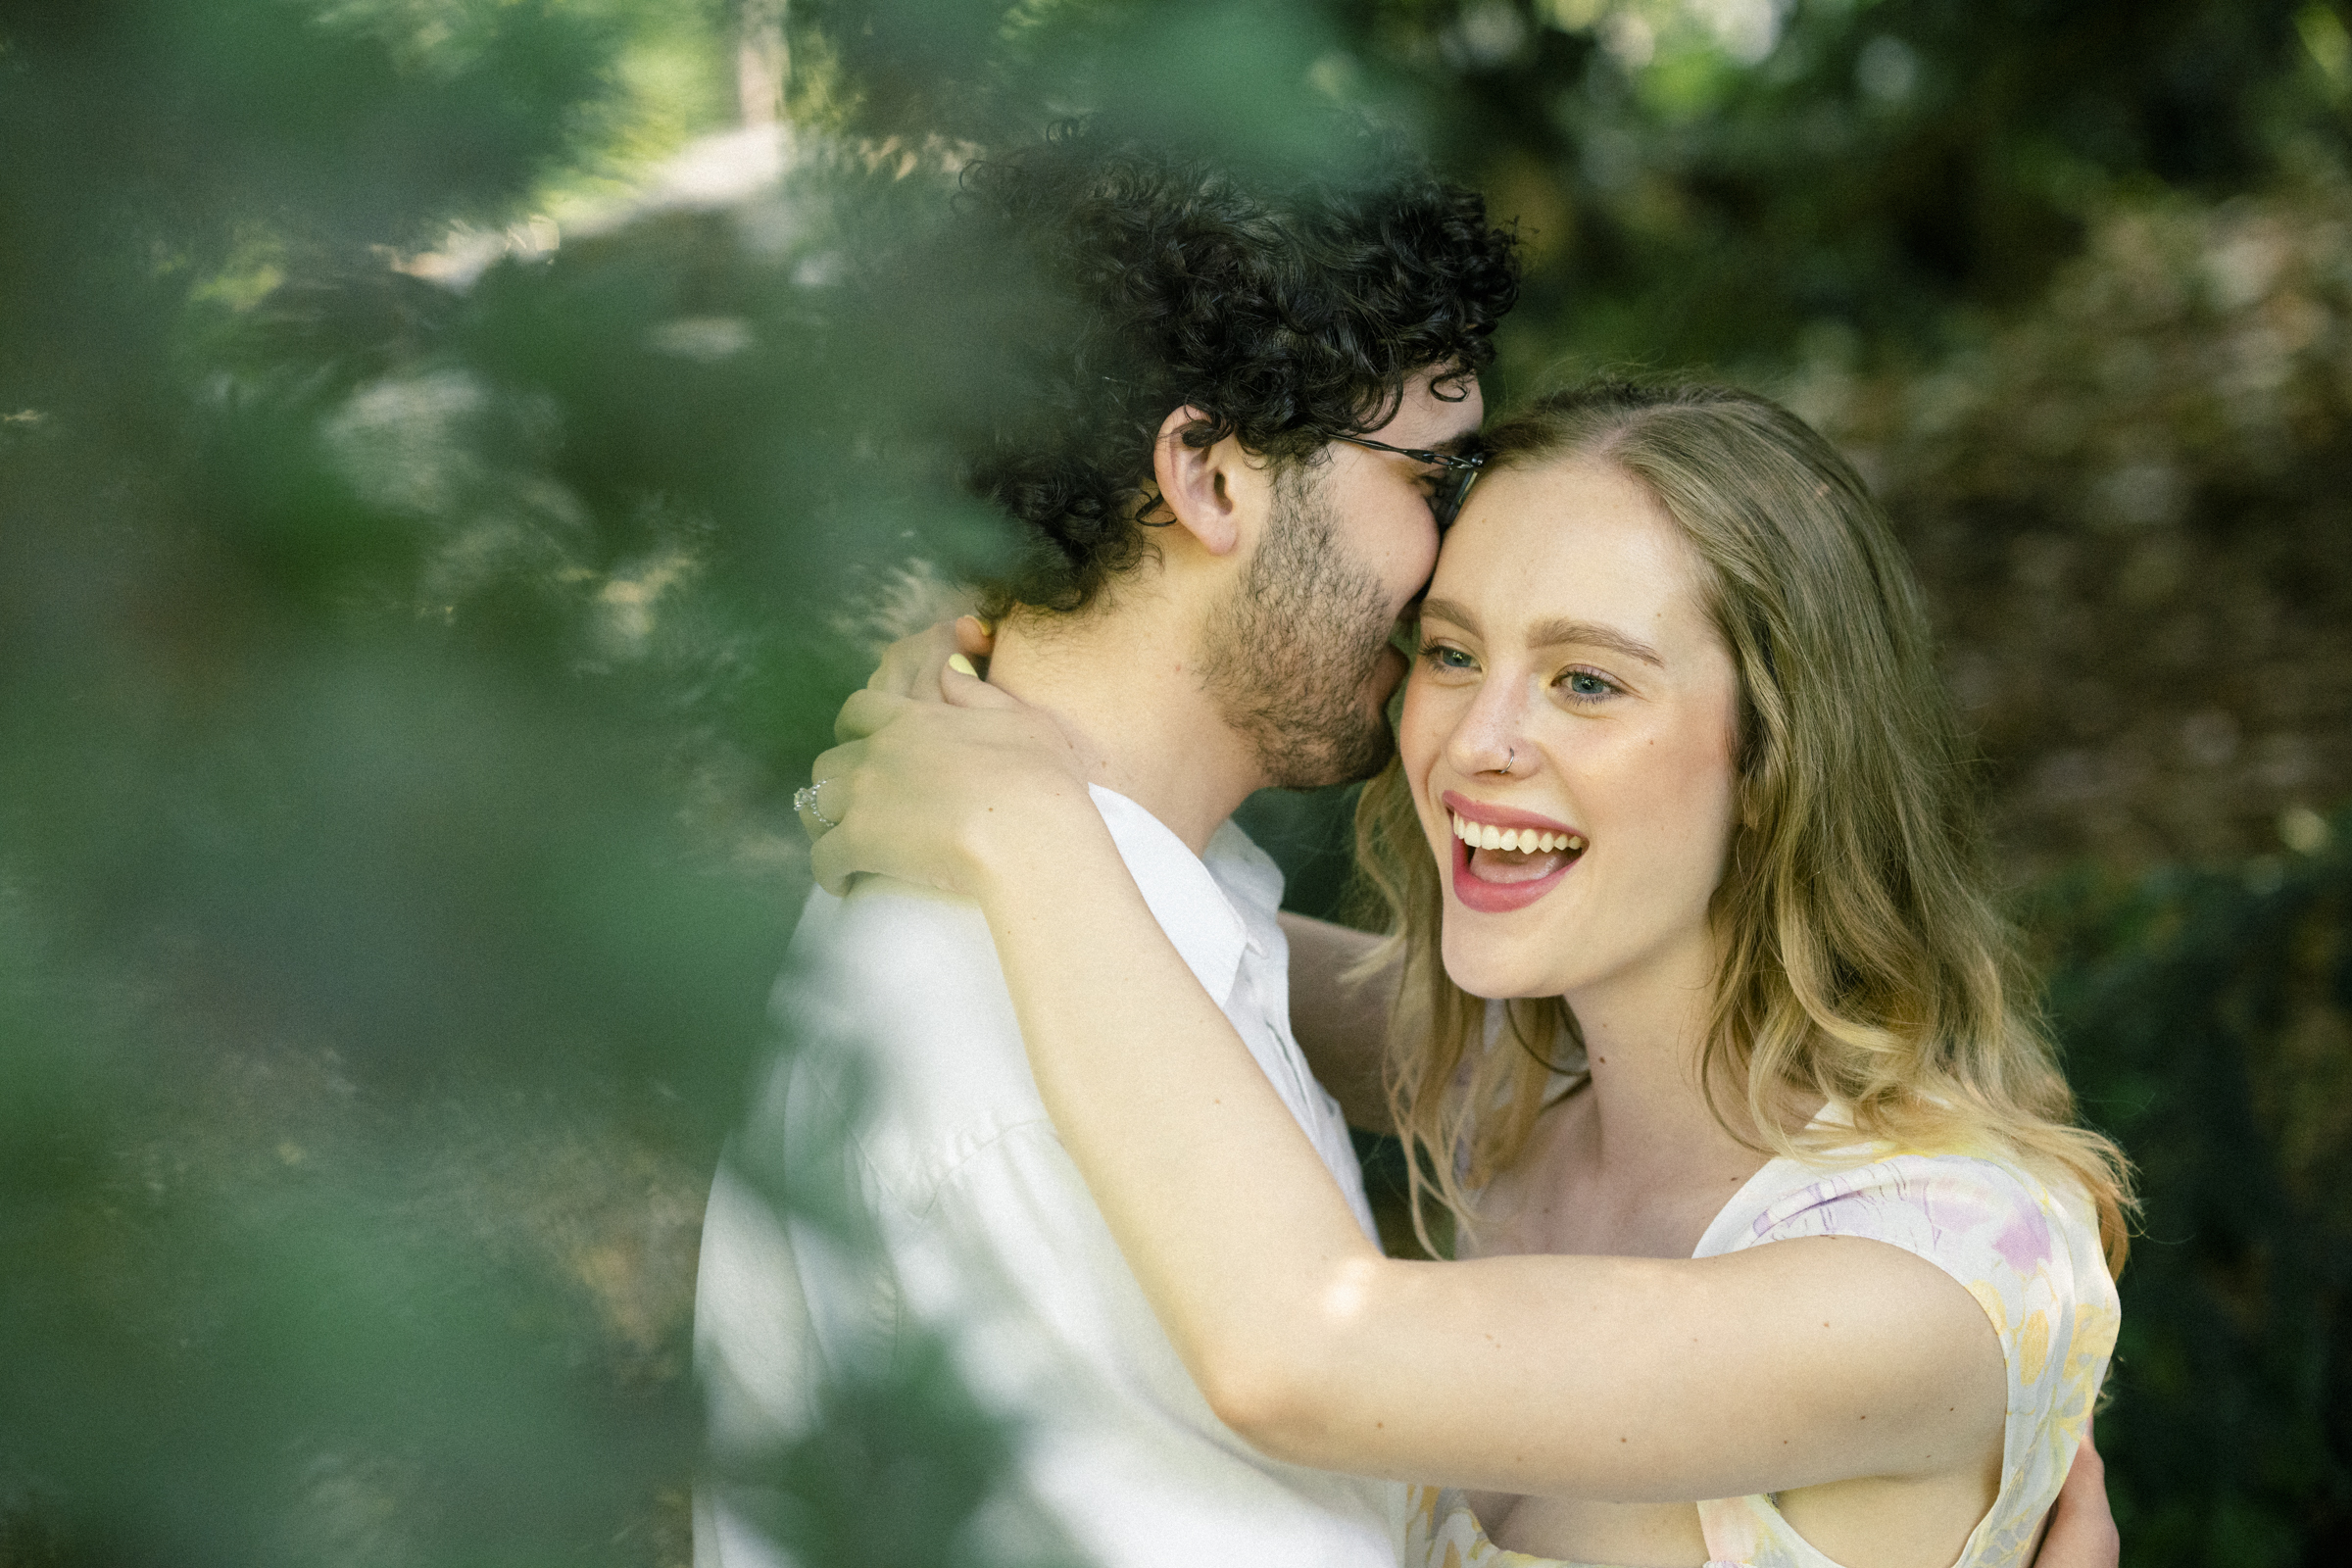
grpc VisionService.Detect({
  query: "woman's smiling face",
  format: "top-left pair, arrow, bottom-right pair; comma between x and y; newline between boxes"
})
1398,457 -> 1744,1004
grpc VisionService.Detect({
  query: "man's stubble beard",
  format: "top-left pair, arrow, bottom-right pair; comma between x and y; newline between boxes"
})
1198,460 -> 1401,791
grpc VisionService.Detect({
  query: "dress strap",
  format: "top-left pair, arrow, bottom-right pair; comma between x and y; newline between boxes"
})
1693,1495 -> 1757,1565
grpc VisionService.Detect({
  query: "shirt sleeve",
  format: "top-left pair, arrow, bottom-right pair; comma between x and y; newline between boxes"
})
721,883 -> 1396,1568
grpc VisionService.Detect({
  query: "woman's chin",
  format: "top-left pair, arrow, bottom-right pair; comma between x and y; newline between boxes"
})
1439,928 -> 1561,1003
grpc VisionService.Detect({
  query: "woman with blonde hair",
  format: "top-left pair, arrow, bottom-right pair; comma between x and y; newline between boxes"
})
807,380 -> 2129,1568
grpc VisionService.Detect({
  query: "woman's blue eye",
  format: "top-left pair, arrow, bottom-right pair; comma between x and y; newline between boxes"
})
1422,645 -> 1476,670
1562,670 -> 1613,699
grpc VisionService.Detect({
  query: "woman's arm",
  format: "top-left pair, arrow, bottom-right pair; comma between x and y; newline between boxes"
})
811,685 -> 2006,1504
1277,912 -> 1396,1134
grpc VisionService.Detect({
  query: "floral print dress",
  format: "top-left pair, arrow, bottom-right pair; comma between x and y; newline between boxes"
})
1396,1149 -> 2120,1568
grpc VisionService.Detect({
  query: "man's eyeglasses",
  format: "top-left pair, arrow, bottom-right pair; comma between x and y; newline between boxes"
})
1334,435 -> 1487,532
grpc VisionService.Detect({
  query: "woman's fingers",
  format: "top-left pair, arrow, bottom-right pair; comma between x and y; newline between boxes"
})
865,619 -> 963,697
860,610 -> 993,699
2032,1433 -> 2117,1568
805,724 -> 979,895
795,741 -> 862,845
941,657 -> 1027,709
809,738 -> 861,790
808,813 -> 859,897
803,682 -> 1097,895
794,788 -> 828,844
835,687 -> 913,744
954,613 -> 996,662
926,670 -> 1087,775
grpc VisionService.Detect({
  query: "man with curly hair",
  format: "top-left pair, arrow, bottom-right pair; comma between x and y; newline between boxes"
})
695,124 -> 1518,1568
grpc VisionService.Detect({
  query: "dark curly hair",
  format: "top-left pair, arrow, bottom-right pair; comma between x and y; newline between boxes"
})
944,122 -> 1520,615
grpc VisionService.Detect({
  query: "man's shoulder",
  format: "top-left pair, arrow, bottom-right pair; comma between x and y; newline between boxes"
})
783,876 -> 1000,1012
764,878 -> 1048,1201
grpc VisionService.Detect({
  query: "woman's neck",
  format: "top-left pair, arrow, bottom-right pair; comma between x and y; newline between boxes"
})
1542,941 -> 1774,1252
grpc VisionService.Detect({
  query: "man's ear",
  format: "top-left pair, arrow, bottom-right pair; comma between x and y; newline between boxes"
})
1150,406 -> 1252,558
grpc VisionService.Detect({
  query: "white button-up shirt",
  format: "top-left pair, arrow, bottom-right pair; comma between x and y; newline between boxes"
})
696,786 -> 1397,1568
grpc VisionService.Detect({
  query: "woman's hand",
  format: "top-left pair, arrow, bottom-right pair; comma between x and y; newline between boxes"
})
2032,1434 -> 2119,1568
803,662 -> 1095,901
862,614 -> 997,699
793,612 -> 1000,850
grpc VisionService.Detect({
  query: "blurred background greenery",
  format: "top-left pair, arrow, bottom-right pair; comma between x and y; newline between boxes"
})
0,1 -> 2344,1564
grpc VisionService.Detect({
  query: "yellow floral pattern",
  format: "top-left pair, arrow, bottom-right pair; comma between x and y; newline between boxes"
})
1396,1151 -> 2119,1568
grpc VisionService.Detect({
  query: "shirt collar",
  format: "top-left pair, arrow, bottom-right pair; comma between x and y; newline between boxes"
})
1089,785 -> 1277,1004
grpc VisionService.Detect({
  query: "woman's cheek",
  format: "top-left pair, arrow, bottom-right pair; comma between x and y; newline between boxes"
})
1396,670 -> 1444,783
1393,690 -> 1453,879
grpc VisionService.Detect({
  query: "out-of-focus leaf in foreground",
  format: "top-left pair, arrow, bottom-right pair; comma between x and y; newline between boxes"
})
0,0 -> 1446,1558
0,1 -> 870,1560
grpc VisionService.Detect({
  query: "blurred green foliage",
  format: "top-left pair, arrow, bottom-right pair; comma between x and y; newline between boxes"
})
2,0 -> 2348,1563
2031,814 -> 2352,1562
1379,0 -> 2352,374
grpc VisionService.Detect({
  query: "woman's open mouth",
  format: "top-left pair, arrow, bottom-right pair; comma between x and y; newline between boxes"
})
1443,791 -> 1586,914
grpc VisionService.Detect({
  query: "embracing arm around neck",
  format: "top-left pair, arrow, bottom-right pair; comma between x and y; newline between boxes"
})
961,801 -> 2003,1504
804,686 -> 2007,1507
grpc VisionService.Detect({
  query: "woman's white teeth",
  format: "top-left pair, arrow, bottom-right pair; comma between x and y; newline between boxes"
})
1451,813 -> 1586,855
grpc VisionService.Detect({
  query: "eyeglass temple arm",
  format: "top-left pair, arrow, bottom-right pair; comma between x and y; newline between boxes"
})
1339,435 -> 1485,468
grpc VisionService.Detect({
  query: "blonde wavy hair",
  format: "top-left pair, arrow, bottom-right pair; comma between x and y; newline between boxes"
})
1355,380 -> 2134,1270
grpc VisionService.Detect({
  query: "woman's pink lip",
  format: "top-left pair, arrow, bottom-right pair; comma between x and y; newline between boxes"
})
1441,789 -> 1579,838
1440,787 -> 1584,914
1449,832 -> 1576,913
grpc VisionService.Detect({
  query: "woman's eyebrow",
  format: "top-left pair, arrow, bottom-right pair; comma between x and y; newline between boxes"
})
1529,617 -> 1665,666
1420,602 -> 1665,667
1415,602 -> 1664,667
1416,597 -> 1479,635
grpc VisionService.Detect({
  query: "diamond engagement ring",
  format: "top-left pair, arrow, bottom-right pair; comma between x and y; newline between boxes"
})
794,780 -> 840,831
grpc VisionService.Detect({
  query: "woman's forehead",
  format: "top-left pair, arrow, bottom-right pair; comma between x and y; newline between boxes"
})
1427,459 -> 1705,637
